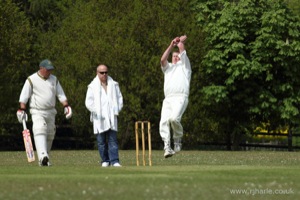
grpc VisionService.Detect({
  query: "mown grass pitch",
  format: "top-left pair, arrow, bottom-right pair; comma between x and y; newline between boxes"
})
0,150 -> 299,200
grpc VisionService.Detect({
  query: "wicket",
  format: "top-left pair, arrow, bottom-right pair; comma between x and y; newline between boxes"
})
135,121 -> 152,166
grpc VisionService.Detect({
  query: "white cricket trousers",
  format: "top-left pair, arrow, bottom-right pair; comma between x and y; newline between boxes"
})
159,95 -> 188,147
30,109 -> 56,162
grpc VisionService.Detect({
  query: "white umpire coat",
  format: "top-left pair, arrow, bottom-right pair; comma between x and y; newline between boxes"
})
85,76 -> 123,134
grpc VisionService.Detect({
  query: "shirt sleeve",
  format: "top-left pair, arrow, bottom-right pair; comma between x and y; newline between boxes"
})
85,86 -> 96,113
179,50 -> 191,71
19,79 -> 32,104
56,80 -> 68,103
161,62 -> 170,73
115,83 -> 123,112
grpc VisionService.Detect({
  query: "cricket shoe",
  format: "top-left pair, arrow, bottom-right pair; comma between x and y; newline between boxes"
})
39,156 -> 49,166
174,138 -> 182,152
112,163 -> 122,167
174,143 -> 182,152
164,147 -> 175,158
101,162 -> 110,167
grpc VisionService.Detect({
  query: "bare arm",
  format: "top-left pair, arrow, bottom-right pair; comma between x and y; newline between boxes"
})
61,100 -> 69,107
19,102 -> 26,110
177,35 -> 187,53
160,37 -> 180,67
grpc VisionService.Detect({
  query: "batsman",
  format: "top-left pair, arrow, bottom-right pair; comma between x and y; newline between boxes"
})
17,59 -> 72,166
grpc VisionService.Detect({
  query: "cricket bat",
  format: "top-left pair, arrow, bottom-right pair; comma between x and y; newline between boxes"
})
22,118 -> 35,162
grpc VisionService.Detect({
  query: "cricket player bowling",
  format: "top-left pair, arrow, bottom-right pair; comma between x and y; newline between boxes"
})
159,35 -> 191,158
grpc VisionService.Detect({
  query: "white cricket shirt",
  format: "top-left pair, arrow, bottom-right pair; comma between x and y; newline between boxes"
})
162,50 -> 192,98
19,72 -> 67,110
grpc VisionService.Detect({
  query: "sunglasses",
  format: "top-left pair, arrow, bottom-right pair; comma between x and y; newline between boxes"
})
98,71 -> 108,75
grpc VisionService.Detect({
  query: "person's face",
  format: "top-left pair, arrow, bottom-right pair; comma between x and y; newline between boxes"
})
172,52 -> 180,64
97,65 -> 108,83
39,67 -> 53,78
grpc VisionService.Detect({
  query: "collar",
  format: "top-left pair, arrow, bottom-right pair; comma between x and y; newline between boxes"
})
37,71 -> 48,80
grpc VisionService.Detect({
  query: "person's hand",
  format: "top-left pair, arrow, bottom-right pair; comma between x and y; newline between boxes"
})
16,109 -> 28,123
179,35 -> 187,43
171,37 -> 180,47
64,105 -> 72,119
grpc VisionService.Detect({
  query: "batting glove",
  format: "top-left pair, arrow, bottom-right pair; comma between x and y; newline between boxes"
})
64,105 -> 72,119
16,109 -> 28,123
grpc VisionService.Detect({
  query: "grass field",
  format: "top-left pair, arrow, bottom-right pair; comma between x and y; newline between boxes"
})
0,150 -> 299,200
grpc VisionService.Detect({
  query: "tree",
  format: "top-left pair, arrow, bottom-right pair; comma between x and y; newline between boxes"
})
0,0 -> 32,135
33,0 -> 204,149
285,0 -> 300,17
193,0 -> 300,149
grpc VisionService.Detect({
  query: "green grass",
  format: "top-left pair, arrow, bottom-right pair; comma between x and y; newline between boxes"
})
0,150 -> 300,200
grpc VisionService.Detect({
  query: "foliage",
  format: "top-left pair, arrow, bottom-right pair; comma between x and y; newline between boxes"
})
32,0 -> 204,148
193,0 -> 300,148
4,0 -> 300,150
285,0 -> 300,16
0,0 -> 32,134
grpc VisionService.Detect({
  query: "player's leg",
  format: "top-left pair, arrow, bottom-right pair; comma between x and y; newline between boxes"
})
169,96 -> 188,152
46,114 -> 56,166
159,98 -> 175,158
31,114 -> 49,166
